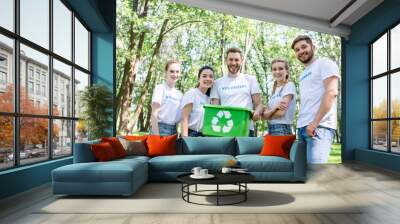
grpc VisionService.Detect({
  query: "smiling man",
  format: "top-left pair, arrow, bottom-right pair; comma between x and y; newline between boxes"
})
210,47 -> 263,137
292,35 -> 340,164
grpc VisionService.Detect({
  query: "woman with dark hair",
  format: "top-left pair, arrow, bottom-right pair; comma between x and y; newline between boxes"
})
262,59 -> 296,135
150,60 -> 183,136
181,66 -> 215,137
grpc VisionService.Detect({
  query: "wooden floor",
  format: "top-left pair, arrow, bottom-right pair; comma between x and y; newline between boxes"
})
1,162 -> 400,224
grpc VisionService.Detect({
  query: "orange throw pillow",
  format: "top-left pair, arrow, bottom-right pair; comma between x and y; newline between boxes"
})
124,135 -> 148,142
101,137 -> 127,158
146,134 -> 177,157
91,142 -> 117,161
260,135 -> 296,159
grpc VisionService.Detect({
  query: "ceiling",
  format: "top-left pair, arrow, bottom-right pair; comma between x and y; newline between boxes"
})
171,0 -> 384,37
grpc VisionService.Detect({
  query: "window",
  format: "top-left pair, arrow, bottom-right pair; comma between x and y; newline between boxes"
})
371,23 -> 400,154
53,0 -> 72,60
0,54 -> 7,67
0,0 -> 14,32
35,83 -> 40,95
28,81 -> 34,94
20,0 -> 49,49
42,85 -> 46,97
0,34 -> 13,113
28,67 -> 34,80
75,18 -> 89,70
0,0 -> 91,170
0,71 -> 6,85
0,54 -> 8,87
35,70 -> 41,81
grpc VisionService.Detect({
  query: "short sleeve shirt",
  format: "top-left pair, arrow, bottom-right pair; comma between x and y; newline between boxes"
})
210,73 -> 261,130
267,81 -> 296,125
297,58 -> 340,129
152,83 -> 183,125
181,88 -> 210,132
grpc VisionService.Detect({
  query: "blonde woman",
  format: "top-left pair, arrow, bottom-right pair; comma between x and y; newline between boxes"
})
150,60 -> 183,136
262,59 -> 296,135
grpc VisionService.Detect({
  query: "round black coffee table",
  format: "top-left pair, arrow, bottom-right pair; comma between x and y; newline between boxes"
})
177,173 -> 255,206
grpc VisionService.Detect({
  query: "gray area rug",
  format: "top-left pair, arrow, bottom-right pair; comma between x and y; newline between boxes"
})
38,183 -> 362,214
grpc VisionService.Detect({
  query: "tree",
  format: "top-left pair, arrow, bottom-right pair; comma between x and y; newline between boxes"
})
0,85 -> 58,150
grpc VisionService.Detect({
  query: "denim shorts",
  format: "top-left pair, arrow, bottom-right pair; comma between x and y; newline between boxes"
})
157,122 -> 177,136
298,125 -> 335,164
188,129 -> 203,137
268,124 -> 293,136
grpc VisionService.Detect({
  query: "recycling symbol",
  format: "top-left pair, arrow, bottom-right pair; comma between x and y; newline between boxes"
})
211,110 -> 234,133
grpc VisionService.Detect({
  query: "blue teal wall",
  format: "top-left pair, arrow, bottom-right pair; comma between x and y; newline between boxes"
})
0,0 -> 116,200
344,0 -> 400,171
92,32 -> 115,135
0,158 -> 72,199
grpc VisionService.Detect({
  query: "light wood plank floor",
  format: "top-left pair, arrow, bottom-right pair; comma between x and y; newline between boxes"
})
1,162 -> 400,224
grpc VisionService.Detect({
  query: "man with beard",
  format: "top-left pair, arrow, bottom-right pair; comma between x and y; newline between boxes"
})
210,47 -> 263,137
292,35 -> 340,163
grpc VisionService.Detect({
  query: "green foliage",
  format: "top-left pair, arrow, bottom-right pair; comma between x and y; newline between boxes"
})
116,0 -> 342,142
80,84 -> 113,140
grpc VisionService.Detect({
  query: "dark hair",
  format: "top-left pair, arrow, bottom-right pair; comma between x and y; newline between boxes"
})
226,47 -> 243,58
291,35 -> 313,49
197,66 -> 214,96
271,59 -> 290,95
165,59 -> 180,71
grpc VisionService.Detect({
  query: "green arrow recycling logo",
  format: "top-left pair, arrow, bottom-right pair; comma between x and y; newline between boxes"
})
211,110 -> 234,133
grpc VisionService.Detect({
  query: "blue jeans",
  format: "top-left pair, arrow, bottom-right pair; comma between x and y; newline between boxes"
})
188,129 -> 203,137
268,124 -> 293,136
298,126 -> 335,164
157,122 -> 177,136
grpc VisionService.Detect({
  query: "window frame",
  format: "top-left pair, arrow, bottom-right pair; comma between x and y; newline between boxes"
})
370,21 -> 400,154
0,0 -> 92,171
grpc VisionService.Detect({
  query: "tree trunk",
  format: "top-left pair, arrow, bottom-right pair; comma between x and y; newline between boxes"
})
242,31 -> 253,73
116,0 -> 149,134
127,19 -> 170,132
220,21 -> 225,75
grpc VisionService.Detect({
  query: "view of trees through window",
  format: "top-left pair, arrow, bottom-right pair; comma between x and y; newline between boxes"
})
0,0 -> 91,170
371,23 -> 400,153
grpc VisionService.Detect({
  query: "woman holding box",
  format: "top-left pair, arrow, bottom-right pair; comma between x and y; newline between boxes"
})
181,66 -> 215,137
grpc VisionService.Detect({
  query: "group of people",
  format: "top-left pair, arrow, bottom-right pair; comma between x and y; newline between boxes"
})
149,35 -> 339,164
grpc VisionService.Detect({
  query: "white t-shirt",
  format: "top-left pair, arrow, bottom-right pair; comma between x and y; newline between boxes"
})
151,83 -> 183,125
268,81 -> 296,125
181,88 -> 210,132
210,73 -> 261,130
297,58 -> 340,129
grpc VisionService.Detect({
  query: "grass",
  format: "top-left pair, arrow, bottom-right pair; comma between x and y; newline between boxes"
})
328,143 -> 342,163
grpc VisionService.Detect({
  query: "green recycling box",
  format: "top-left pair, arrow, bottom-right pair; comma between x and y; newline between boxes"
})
202,104 -> 252,137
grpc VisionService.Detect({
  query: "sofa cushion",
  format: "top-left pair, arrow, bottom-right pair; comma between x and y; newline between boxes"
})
236,137 -> 263,155
91,142 -> 118,161
260,135 -> 296,159
148,154 -> 235,172
118,138 -> 147,156
236,155 -> 293,172
146,135 -> 177,157
124,135 -> 149,141
101,137 -> 127,158
52,161 -> 143,183
180,137 -> 235,155
73,139 -> 100,163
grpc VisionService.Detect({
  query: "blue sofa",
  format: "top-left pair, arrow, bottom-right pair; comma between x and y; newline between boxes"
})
52,137 -> 306,196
